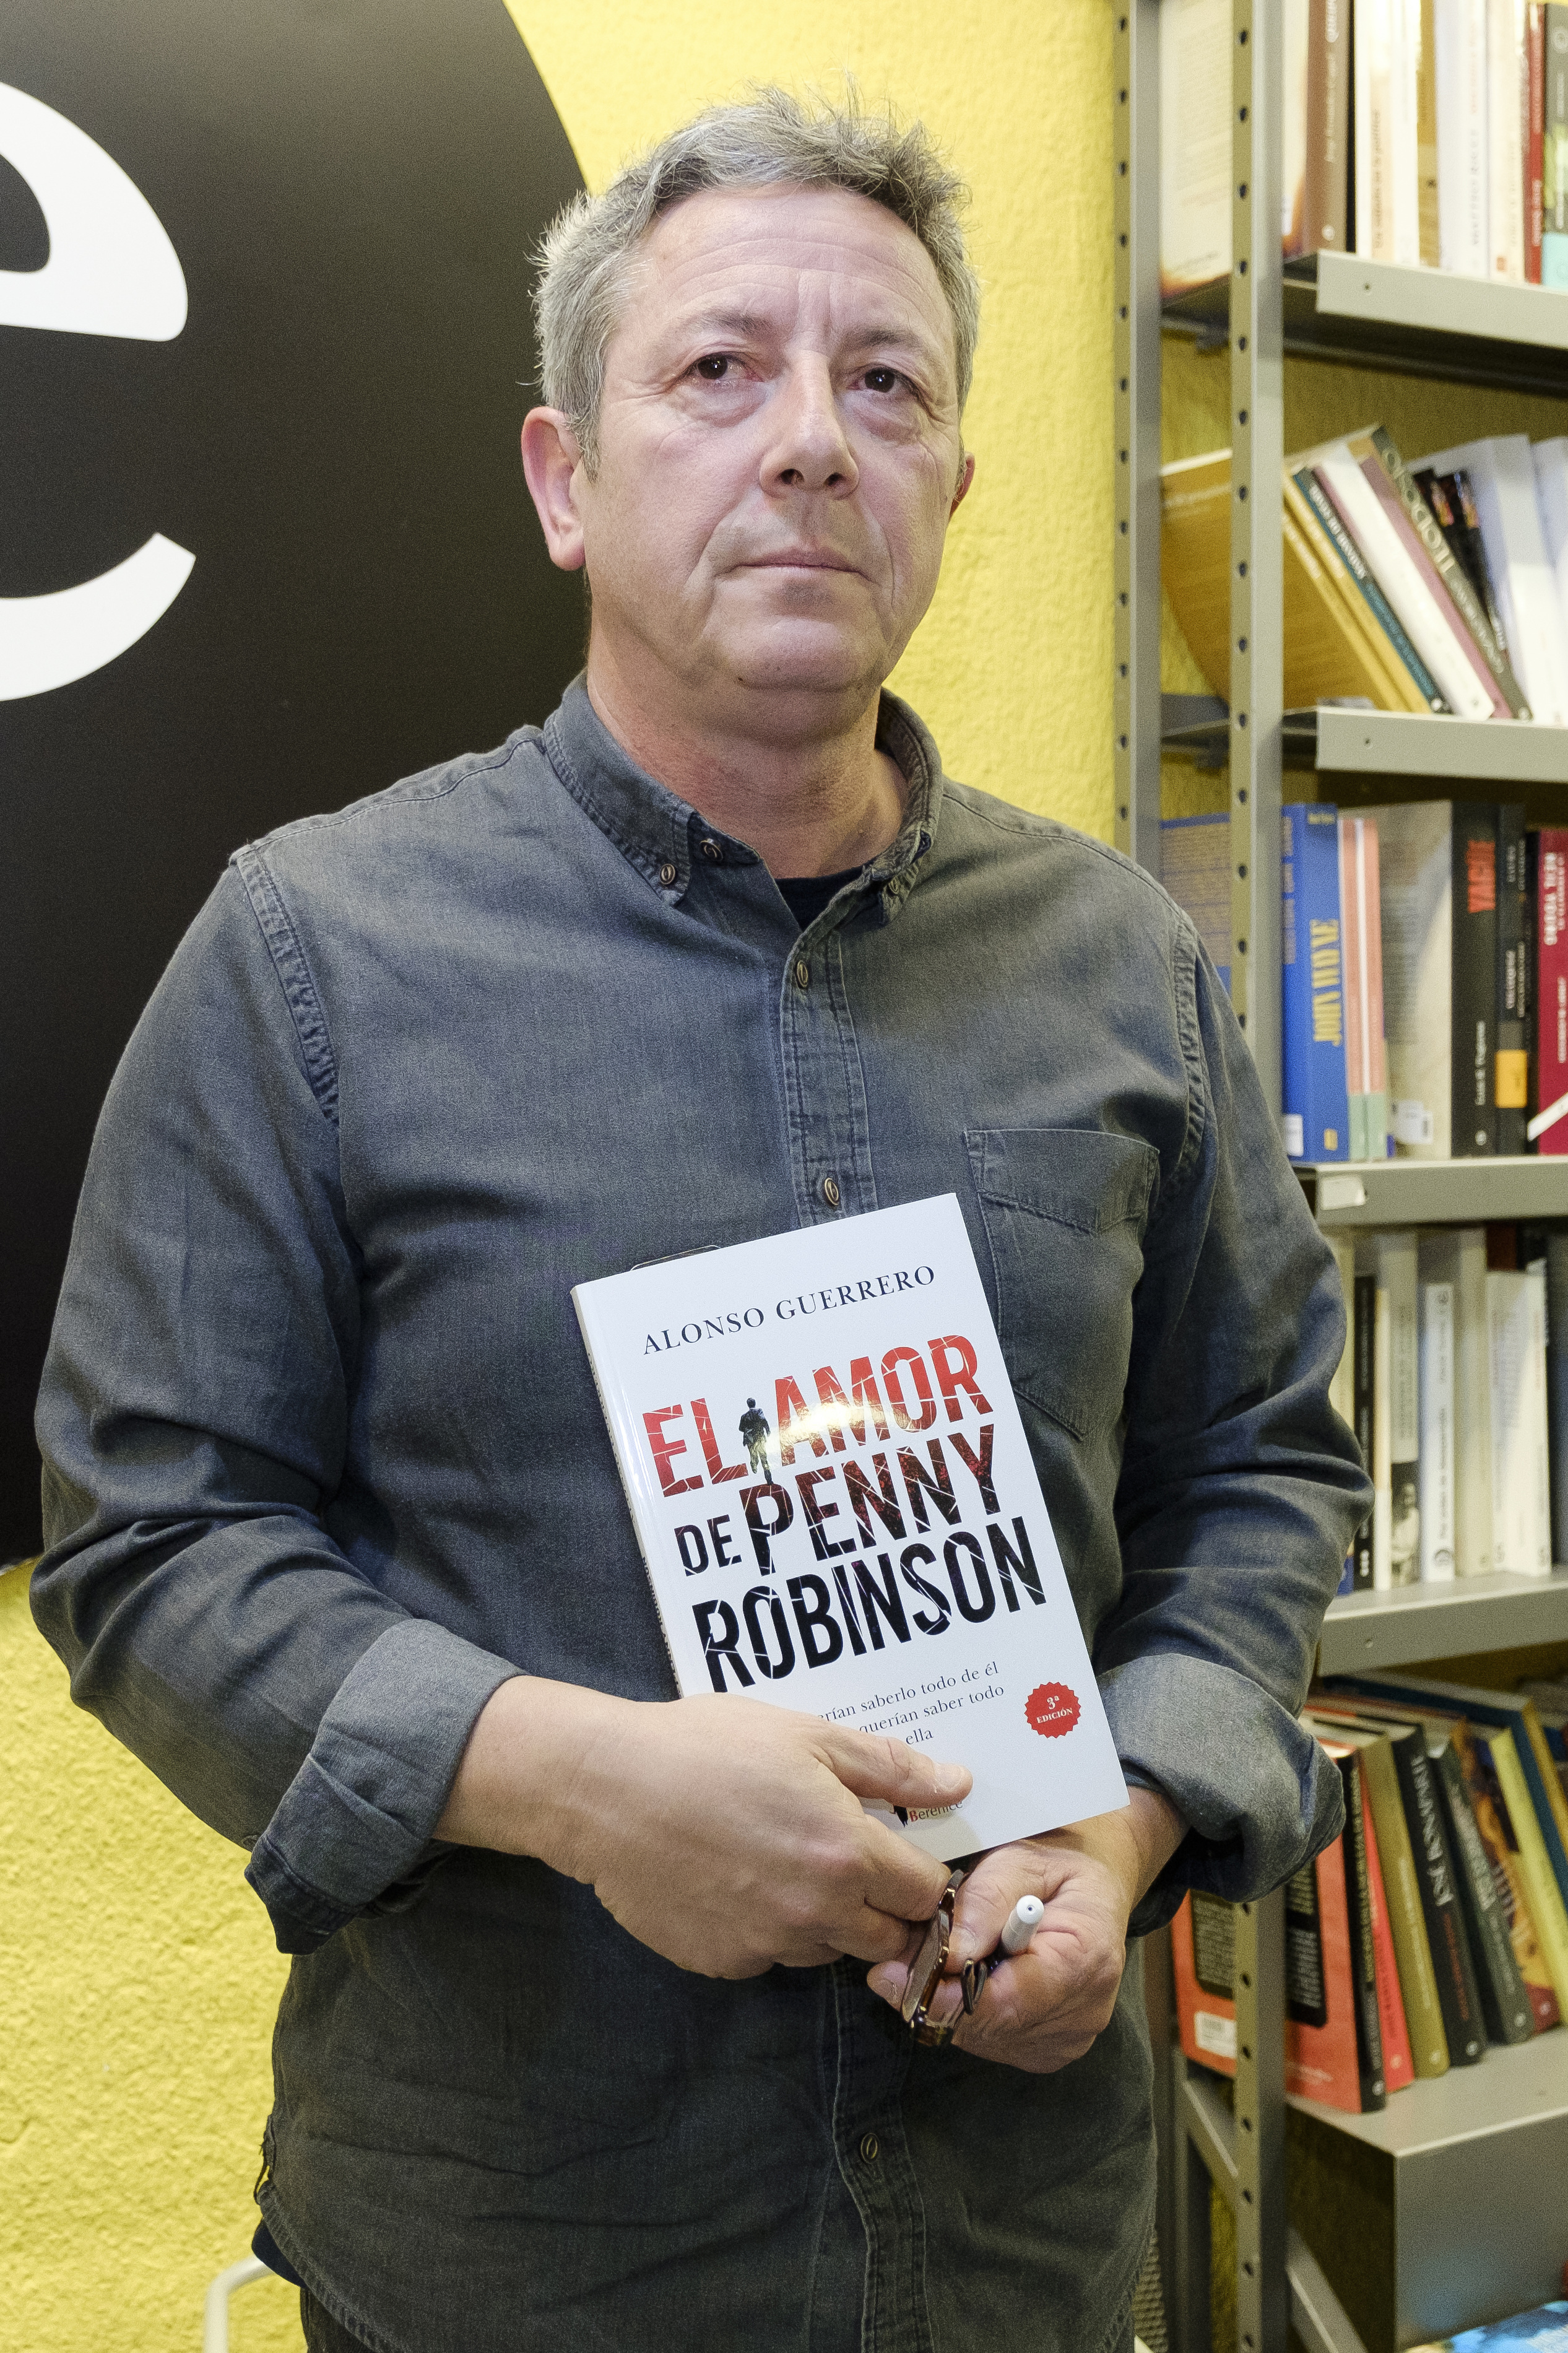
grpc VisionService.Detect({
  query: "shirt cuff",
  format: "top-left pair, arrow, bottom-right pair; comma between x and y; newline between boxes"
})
244,1618 -> 519,1952
1099,1651 -> 1344,1938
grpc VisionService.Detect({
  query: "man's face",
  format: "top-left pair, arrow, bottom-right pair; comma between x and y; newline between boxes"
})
564,183 -> 972,720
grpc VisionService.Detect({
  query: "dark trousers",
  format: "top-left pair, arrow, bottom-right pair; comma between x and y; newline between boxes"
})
301,2291 -> 370,2351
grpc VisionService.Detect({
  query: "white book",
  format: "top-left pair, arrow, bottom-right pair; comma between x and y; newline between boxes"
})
1284,0 -> 1310,248
1358,0 -> 1398,257
1312,445 -> 1496,716
1418,1265 -> 1457,1578
1372,1256 -> 1394,1587
571,1196 -> 1129,1861
1327,1233 -> 1358,1432
1486,0 -> 1526,277
1531,438 -> 1568,674
1160,0 -> 1231,295
1435,0 -> 1491,275
1453,1226 -> 1495,1573
1391,0 -> 1424,263
1380,1230 -> 1422,1585
1488,1266 -> 1553,1573
1416,434 -> 1568,724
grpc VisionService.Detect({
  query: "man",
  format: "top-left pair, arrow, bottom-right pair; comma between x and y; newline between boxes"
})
740,1394 -> 774,1479
33,91 -> 1369,2353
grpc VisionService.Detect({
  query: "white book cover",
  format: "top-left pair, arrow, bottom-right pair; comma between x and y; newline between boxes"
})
1373,1269 -> 1395,1587
1380,1230 -> 1422,1584
1488,1266 -> 1553,1573
1434,0 -> 1491,275
1313,446 -> 1495,716
1531,438 -> 1568,672
1284,0 -> 1310,248
1160,0 -> 1231,295
1358,0 -> 1397,256
1453,1226 -> 1496,1573
1391,0 -> 1424,262
1360,798 -> 1453,1157
1418,1272 -> 1457,1577
1486,0 -> 1526,276
1327,1233 -> 1358,1430
1416,433 -> 1568,723
572,1196 -> 1130,1861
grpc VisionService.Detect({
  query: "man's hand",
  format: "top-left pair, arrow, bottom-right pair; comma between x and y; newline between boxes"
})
436,1675 -> 972,1978
865,1788 -> 1186,2071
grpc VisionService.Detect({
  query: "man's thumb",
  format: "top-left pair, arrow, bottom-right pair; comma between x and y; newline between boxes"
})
825,1728 -> 972,1811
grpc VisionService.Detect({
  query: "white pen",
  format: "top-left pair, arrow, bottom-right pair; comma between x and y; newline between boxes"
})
998,1895 -> 1046,1955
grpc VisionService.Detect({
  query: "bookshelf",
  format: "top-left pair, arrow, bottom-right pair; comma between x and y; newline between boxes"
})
1114,3 -> 1568,2349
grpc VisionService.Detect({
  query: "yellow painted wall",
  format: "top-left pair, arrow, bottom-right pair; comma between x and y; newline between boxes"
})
2,14 -> 1120,2349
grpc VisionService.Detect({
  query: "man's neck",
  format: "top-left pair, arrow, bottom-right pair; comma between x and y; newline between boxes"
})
584,652 -> 907,879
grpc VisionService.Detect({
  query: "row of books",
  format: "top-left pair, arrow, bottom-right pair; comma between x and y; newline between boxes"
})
1162,0 -> 1568,296
1325,1223 -> 1559,1587
1411,2302 -> 1568,2351
1161,801 -> 1568,1162
1161,427 -> 1568,726
1174,1670 -> 1568,2116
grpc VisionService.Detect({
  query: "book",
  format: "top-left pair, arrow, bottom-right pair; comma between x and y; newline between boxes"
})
1544,1230 -> 1568,1564
1532,829 -> 1568,1150
1353,1258 -> 1377,1586
1306,0 -> 1353,253
1284,471 -> 1432,709
1303,1713 -> 1450,2072
1373,1245 -> 1395,1585
1340,815 -> 1391,1160
1489,1266 -> 1554,1572
1450,1715 -> 1562,2029
1159,0 -> 1232,297
1380,1230 -> 1421,1586
1282,804 -> 1351,1162
1488,0 -> 1528,276
1408,2298 -> 1568,2349
1417,469 -> 1514,675
1361,799 -> 1499,1160
1417,0 -> 1442,262
1161,814 -> 1232,995
1364,428 -> 1530,715
1448,1227 -> 1496,1573
1327,1235 -> 1358,1577
1356,0 -> 1399,259
1362,1773 -> 1417,2084
1417,1246 -> 1457,1578
1531,2 -> 1549,280
1473,1718 -> 1568,2007
1415,435 -> 1568,724
1332,1742 -> 1390,2105
571,1195 -> 1129,1862
1285,0 -> 1312,256
1530,438 -> 1568,721
1548,4 -> 1568,284
1497,804 -> 1531,1154
1294,464 -> 1449,708
1435,0 -> 1492,274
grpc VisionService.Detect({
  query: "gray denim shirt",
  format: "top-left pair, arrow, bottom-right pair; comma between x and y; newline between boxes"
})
33,681 -> 1370,2353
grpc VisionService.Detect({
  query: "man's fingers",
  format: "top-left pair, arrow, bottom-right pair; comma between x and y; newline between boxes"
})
855,1814 -> 956,1925
822,1726 -> 972,1814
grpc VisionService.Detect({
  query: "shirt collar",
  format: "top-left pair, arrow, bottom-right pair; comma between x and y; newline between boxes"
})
541,675 -> 946,913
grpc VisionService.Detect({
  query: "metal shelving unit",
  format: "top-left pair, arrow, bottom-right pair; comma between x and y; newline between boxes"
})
1120,9 -> 1568,2350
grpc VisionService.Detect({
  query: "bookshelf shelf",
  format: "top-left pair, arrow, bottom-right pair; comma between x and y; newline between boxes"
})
1288,2019 -> 1568,2154
1317,1569 -> 1568,1673
1164,251 -> 1568,398
1161,699 -> 1568,782
1299,1155 -> 1568,1227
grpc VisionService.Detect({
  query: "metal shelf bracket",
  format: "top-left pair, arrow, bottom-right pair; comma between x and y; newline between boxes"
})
1113,0 -> 1162,874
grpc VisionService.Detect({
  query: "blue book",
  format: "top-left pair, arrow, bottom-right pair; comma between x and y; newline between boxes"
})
1281,804 -> 1349,1163
1159,814 -> 1231,994
1410,2300 -> 1568,2350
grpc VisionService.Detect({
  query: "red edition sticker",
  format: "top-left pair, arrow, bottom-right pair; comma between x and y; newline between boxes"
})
1025,1682 -> 1081,1739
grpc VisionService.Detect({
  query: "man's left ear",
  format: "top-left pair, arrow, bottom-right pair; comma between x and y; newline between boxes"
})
951,451 -> 976,513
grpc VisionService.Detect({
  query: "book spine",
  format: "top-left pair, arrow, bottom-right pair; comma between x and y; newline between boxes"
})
1320,0 -> 1353,249
1316,455 -> 1493,717
1489,1270 -> 1554,1572
1295,469 -> 1447,708
1283,804 -> 1349,1160
1531,2 -> 1548,279
1548,4 -> 1568,282
1453,469 -> 1515,673
1523,1693 -> 1568,1855
1435,1738 -> 1535,2041
1282,807 -> 1306,1162
1354,444 -> 1512,715
1455,1227 -> 1495,1573
1280,501 -> 1403,710
1340,817 -> 1367,1153
1536,830 -> 1568,1152
1546,1232 -> 1568,1566
1373,1266 -> 1394,1586
1417,0 -> 1442,262
1390,1730 -> 1486,2061
1361,1774 -> 1416,2084
1498,804 -> 1530,1152
1338,1749 -> 1389,2104
1283,474 -> 1423,711
1452,804 -> 1499,1157
1454,1718 -> 1561,2029
1381,1230 -> 1420,1585
1491,0 -> 1528,275
1481,1723 -> 1568,2009
1418,1274 -> 1456,1577
1436,0 -> 1492,271
1358,1734 -> 1450,2071
1354,1268 -> 1377,1585
1370,430 -> 1530,715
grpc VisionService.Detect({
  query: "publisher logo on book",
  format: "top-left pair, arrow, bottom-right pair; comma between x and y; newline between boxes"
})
1024,1682 -> 1080,1739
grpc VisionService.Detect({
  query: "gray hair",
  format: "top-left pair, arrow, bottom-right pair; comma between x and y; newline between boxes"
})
534,87 -> 980,472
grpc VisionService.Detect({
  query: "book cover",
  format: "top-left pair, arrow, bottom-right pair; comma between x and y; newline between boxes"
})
1452,1227 -> 1496,1574
1282,804 -> 1350,1162
1544,1232 -> 1568,1564
1449,1715 -> 1562,2031
1294,466 -> 1447,707
1285,0 -> 1311,254
1434,0 -> 1492,274
1453,802 -> 1500,1158
1366,428 -> 1530,713
571,1196 -> 1129,1863
1474,1719 -> 1568,2009
1305,0 -> 1352,253
1417,1256 -> 1457,1578
1530,2 -> 1548,280
1341,815 -> 1390,1160
1497,804 -> 1530,1154
1533,829 -> 1568,1152
1381,1230 -> 1421,1585
1362,1773 -> 1416,2086
1531,439 -> 1568,729
1333,1743 -> 1390,2105
1172,1888 -> 1240,2072
1353,1262 -> 1377,1586
1408,2298 -> 1568,2349
1488,1267 -> 1554,1573
1488,0 -> 1528,276
1159,0 -> 1231,297
1417,469 -> 1513,672
1548,4 -> 1568,284
1361,800 -> 1497,1161
1356,0 -> 1397,258
1312,445 -> 1495,717
1413,435 -> 1568,724
1161,812 -> 1232,995
1416,0 -> 1440,261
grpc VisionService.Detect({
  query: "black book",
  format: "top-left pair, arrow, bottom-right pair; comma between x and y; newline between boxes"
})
1334,1749 -> 1387,2108
1452,802 -> 1499,1158
1527,827 -> 1541,1132
1431,1733 -> 1535,2044
1418,469 -> 1513,676
1498,804 -> 1529,1154
1385,1719 -> 1486,2062
1352,1268 -> 1375,1587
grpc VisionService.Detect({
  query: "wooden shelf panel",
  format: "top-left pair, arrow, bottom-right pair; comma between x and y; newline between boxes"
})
1318,1568 -> 1568,1672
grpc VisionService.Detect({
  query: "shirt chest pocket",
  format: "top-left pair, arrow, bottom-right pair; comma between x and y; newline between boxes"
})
965,1127 -> 1160,1441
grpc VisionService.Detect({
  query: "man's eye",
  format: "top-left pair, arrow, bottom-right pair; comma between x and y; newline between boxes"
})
693,355 -> 732,380
862,368 -> 904,393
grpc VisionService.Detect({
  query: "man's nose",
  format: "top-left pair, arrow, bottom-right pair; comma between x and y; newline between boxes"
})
760,359 -> 859,496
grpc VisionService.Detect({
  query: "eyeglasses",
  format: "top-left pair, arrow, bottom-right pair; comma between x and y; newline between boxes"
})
899,1867 -> 1021,2044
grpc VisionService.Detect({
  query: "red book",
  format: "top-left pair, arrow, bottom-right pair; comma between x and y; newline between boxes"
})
1529,4 -> 1546,283
1362,1777 -> 1415,2090
1537,829 -> 1568,1154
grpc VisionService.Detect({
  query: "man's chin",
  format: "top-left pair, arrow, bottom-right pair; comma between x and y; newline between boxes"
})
714,627 -> 888,702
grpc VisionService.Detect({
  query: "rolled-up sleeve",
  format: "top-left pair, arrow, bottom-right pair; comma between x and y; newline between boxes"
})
32,866 -> 517,1953
1099,931 -> 1372,1934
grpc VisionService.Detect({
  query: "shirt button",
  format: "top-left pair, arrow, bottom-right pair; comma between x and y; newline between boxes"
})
794,959 -> 810,989
822,1176 -> 842,1209
658,861 -> 678,889
859,2133 -> 879,2164
700,838 -> 723,863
